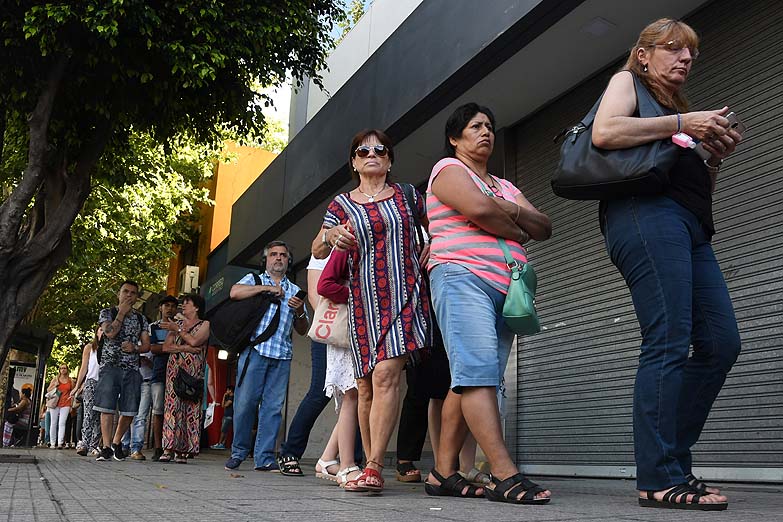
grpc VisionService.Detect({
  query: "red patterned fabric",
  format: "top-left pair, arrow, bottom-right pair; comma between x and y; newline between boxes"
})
323,184 -> 430,378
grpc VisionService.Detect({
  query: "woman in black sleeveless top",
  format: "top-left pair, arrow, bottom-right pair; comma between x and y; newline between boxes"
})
592,18 -> 743,511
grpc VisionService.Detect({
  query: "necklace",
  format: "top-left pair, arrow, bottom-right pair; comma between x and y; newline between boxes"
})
357,183 -> 388,202
479,174 -> 500,195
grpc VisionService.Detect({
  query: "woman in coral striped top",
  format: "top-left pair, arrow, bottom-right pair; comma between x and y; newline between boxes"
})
424,103 -> 552,505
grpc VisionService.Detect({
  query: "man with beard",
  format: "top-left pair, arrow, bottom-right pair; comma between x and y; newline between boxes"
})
223,241 -> 308,471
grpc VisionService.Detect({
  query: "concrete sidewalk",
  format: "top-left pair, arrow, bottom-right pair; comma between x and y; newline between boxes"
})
1,447 -> 781,522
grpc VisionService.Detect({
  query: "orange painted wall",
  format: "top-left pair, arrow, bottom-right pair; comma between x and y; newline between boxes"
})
165,142 -> 276,294
209,142 -> 277,252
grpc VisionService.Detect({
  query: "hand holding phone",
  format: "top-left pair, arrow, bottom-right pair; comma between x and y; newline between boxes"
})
725,111 -> 746,135
295,290 -> 307,300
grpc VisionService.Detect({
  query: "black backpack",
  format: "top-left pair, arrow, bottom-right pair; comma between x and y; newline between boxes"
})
206,273 -> 281,386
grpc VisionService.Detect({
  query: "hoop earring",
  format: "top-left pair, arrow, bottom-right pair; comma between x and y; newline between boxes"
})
643,64 -> 648,73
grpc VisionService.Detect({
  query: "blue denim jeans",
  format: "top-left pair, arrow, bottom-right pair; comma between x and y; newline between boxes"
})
430,262 -> 515,391
603,196 -> 741,491
278,341 -> 329,458
122,379 -> 151,453
230,349 -> 291,468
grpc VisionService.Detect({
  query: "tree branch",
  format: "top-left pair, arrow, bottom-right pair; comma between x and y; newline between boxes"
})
20,118 -> 111,271
0,55 -> 68,251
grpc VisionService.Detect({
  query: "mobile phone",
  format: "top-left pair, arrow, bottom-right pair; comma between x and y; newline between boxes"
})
295,290 -> 307,300
725,111 -> 746,134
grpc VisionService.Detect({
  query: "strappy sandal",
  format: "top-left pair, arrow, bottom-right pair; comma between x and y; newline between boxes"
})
685,473 -> 721,495
459,467 -> 491,487
315,458 -> 340,482
355,461 -> 384,492
175,453 -> 187,464
485,473 -> 550,505
396,461 -> 422,483
339,466 -> 367,491
276,454 -> 304,476
639,483 -> 727,511
158,452 -> 173,463
425,469 -> 484,498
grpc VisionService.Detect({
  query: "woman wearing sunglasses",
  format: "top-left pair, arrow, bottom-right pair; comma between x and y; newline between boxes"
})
593,19 -> 742,510
312,129 -> 431,492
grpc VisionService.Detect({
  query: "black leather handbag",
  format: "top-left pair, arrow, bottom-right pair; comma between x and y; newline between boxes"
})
173,367 -> 203,402
551,72 -> 680,200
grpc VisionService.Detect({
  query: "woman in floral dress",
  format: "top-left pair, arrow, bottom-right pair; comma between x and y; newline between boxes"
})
159,294 -> 210,463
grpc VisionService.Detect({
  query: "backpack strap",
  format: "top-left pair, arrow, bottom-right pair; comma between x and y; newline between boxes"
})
237,275 -> 282,389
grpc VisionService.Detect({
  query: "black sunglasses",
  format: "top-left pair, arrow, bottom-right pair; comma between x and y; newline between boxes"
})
354,145 -> 389,158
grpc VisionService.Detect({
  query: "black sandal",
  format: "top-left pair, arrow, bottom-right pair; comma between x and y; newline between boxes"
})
639,483 -> 727,511
425,469 -> 484,498
484,473 -> 550,505
276,454 -> 303,476
396,461 -> 422,483
685,473 -> 720,495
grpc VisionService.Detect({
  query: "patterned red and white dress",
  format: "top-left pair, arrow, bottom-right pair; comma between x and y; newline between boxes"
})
323,183 -> 431,378
162,320 -> 206,456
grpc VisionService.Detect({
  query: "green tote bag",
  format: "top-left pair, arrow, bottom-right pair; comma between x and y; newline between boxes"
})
497,238 -> 541,335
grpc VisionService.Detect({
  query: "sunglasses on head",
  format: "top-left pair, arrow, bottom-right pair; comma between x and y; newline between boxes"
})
354,144 -> 389,158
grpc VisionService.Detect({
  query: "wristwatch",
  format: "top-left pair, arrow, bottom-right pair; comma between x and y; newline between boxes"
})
296,311 -> 307,319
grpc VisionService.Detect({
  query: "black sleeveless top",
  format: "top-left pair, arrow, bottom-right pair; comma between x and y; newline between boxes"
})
664,147 -> 714,236
599,143 -> 714,239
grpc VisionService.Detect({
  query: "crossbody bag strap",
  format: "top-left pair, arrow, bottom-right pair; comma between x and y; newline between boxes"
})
497,237 -> 522,279
401,183 -> 425,250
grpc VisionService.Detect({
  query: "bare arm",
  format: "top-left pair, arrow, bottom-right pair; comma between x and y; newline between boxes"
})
138,331 -> 151,354
490,194 -> 552,241
47,377 -> 58,392
288,296 -> 308,336
179,321 -> 210,348
592,71 -> 731,150
72,344 -> 92,394
431,166 -> 525,242
230,283 -> 281,300
312,223 -> 357,259
306,269 -> 322,311
8,397 -> 30,413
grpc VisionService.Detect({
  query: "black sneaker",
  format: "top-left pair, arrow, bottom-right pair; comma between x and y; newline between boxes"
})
96,447 -> 113,461
111,443 -> 126,461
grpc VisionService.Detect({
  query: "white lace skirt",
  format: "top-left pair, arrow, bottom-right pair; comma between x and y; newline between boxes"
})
324,344 -> 357,412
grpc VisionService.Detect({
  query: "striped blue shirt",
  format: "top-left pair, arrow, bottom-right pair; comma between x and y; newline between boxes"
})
236,272 -> 303,360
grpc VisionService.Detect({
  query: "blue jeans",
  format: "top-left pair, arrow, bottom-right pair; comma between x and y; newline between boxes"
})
231,349 -> 291,468
122,380 -> 151,453
603,196 -> 741,491
278,341 -> 329,458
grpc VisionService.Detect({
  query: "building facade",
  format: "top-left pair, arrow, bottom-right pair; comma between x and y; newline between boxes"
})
209,0 -> 782,479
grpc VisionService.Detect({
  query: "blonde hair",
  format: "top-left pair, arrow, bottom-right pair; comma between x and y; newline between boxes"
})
622,18 -> 699,112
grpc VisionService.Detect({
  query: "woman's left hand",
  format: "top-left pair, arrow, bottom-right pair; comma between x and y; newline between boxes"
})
701,128 -> 742,161
418,244 -> 431,268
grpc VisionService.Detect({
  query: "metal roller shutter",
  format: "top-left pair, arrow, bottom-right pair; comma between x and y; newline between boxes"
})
511,0 -> 782,481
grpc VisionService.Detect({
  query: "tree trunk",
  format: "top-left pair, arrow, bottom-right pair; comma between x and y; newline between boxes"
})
0,55 -> 110,368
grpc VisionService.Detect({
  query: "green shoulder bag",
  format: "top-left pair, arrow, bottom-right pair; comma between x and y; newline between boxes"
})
497,238 -> 541,335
